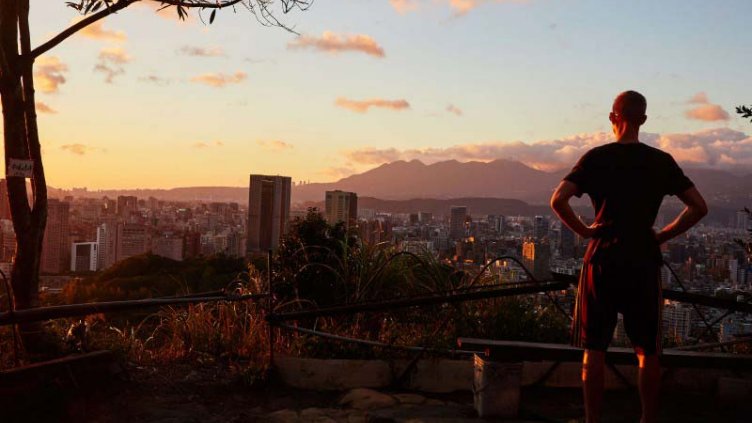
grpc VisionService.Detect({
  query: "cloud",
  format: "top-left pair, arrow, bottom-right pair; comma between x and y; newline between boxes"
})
688,92 -> 709,104
257,140 -> 294,151
139,75 -> 171,85
36,102 -> 57,114
335,97 -> 410,113
178,45 -> 225,57
685,92 -> 730,122
61,144 -> 103,155
33,56 -> 68,94
653,128 -> 751,168
389,0 -> 420,14
446,104 -> 463,116
342,128 -> 752,172
76,19 -> 126,42
288,32 -> 385,58
685,104 -> 730,122
190,71 -> 247,88
390,0 -> 529,16
94,47 -> 131,83
192,140 -> 224,149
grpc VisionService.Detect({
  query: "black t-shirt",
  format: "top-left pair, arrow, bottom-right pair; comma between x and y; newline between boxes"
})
564,142 -> 694,243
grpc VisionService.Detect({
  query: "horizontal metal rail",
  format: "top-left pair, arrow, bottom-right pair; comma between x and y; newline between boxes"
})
269,280 -> 571,322
0,292 -> 268,326
662,290 -> 752,314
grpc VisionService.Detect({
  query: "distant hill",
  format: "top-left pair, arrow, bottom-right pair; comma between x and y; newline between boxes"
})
356,197 -> 549,217
50,159 -> 752,210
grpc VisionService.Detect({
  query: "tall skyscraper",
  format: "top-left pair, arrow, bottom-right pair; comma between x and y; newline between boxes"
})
449,206 -> 468,240
325,190 -> 358,227
41,199 -> 71,274
533,215 -> 548,241
559,225 -> 575,259
522,239 -> 551,281
247,175 -> 291,254
96,219 -> 118,270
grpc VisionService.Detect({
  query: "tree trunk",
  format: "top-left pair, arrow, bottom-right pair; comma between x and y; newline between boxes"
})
0,0 -> 53,357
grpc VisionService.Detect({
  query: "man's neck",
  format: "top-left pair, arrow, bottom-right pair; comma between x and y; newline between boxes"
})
615,127 -> 640,144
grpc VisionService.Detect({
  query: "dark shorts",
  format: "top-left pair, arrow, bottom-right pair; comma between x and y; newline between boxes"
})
572,258 -> 663,355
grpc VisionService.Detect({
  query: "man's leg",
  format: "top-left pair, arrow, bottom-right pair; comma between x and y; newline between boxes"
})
582,349 -> 606,423
637,353 -> 660,423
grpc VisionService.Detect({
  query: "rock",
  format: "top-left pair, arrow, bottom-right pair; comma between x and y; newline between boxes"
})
264,409 -> 299,422
339,389 -> 398,410
346,411 -> 368,423
299,407 -> 342,422
392,394 -> 426,405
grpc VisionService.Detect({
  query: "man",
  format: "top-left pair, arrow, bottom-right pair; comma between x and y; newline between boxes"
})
550,91 -> 707,423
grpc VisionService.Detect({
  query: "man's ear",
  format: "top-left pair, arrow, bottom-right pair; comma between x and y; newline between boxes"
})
639,115 -> 647,125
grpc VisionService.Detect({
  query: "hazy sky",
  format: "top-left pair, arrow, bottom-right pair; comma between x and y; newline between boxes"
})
21,0 -> 752,189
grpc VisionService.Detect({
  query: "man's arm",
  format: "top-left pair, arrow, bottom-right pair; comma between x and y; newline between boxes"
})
655,186 -> 708,245
550,180 -> 599,239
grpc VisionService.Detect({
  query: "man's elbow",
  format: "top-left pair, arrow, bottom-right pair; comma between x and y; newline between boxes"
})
550,194 -> 565,213
696,203 -> 709,218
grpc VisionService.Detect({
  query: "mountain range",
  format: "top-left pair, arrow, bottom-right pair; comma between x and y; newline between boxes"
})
52,159 -> 752,211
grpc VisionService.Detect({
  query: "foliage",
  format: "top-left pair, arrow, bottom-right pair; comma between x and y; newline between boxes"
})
737,105 -> 752,123
61,253 -> 246,303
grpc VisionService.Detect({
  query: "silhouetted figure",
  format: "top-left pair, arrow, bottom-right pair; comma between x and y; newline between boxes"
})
550,91 -> 708,423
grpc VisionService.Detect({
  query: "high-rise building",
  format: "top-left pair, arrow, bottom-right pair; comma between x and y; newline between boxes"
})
41,199 -> 70,274
96,220 -> 118,270
117,195 -> 138,218
325,190 -> 358,227
449,206 -> 468,240
559,225 -> 575,259
247,175 -> 291,254
522,239 -> 551,281
116,223 -> 150,262
736,210 -> 750,232
533,215 -> 548,241
71,242 -> 98,272
663,301 -> 693,343
418,212 -> 433,224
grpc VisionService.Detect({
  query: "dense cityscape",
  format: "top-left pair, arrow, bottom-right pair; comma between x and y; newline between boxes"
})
9,172 -> 749,350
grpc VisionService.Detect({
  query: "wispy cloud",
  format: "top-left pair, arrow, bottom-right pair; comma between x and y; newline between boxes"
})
94,47 -> 131,83
685,92 -> 730,122
36,102 -> 57,114
75,19 -> 126,42
389,0 -> 530,16
446,104 -> 463,116
288,31 -> 385,58
257,140 -> 294,151
61,144 -> 104,155
389,0 -> 420,14
139,75 -> 171,85
335,97 -> 410,113
190,71 -> 247,88
192,140 -> 224,149
343,128 -> 752,171
178,45 -> 225,57
33,56 -> 68,94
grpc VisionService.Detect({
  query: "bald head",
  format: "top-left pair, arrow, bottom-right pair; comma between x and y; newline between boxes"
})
612,91 -> 647,125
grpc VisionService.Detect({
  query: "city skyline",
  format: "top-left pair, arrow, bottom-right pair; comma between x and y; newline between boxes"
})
19,0 -> 752,189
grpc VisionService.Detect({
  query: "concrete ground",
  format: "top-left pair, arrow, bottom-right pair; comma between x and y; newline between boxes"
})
3,363 -> 750,422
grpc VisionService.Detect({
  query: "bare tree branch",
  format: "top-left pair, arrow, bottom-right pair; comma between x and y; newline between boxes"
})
28,0 -> 138,60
